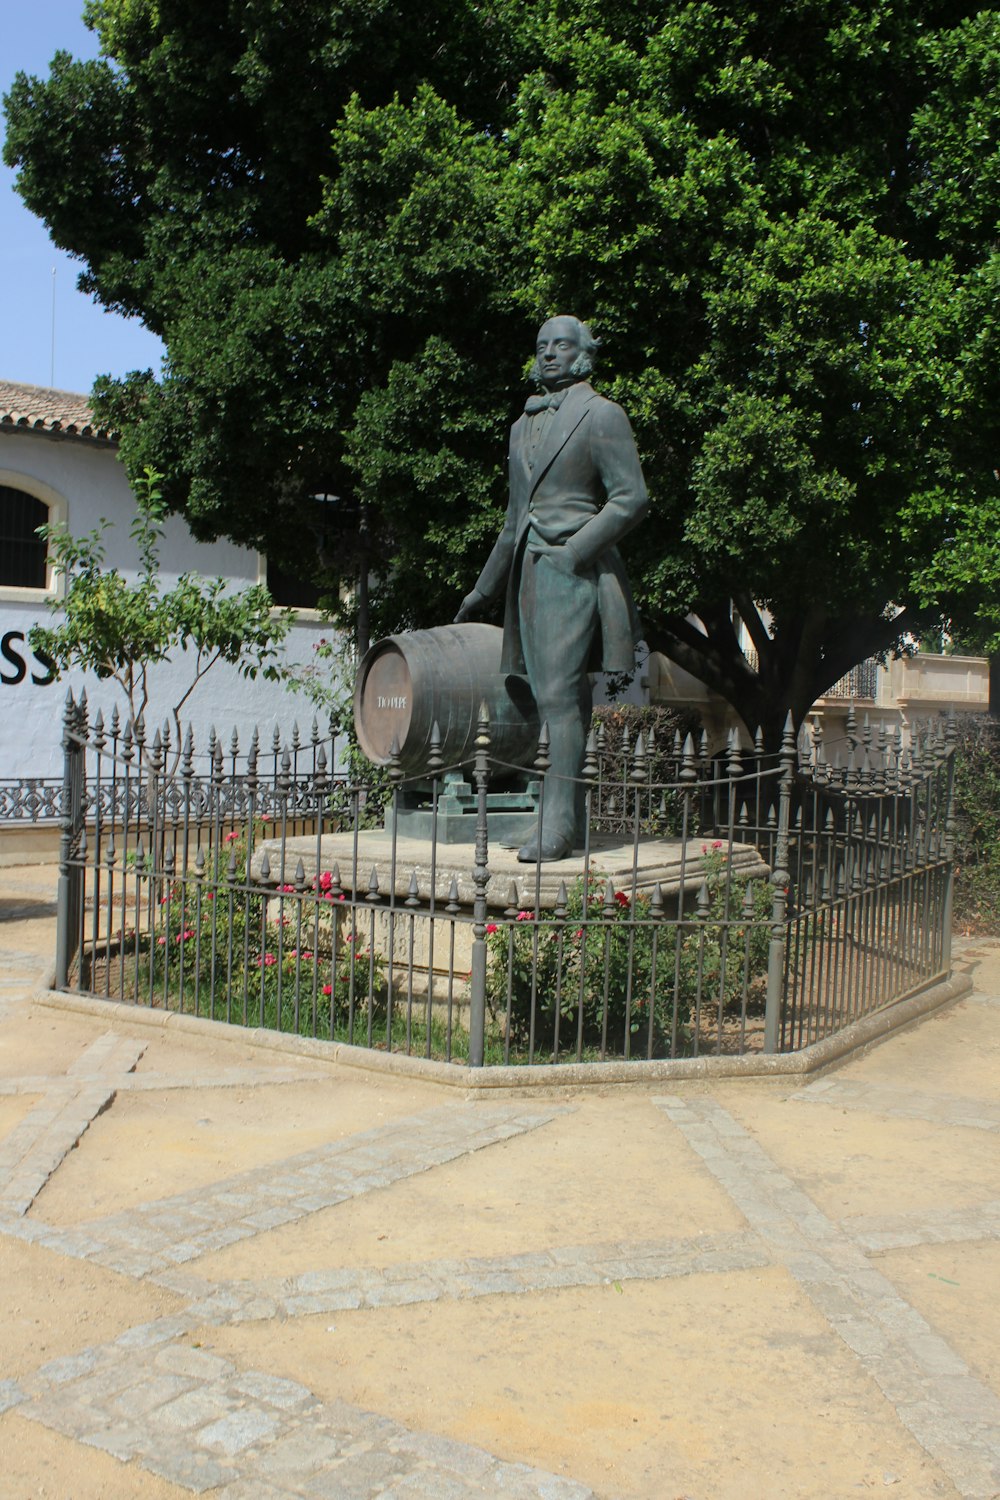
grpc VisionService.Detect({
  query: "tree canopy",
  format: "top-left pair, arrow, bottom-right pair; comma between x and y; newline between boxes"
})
6,0 -> 1000,744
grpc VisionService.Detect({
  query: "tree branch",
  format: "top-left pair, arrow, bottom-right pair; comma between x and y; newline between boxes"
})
819,607 -> 917,691
732,593 -> 772,661
646,612 -> 765,729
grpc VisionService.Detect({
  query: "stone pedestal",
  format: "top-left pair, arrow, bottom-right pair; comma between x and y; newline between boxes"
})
254,831 -> 768,911
251,832 -> 770,1008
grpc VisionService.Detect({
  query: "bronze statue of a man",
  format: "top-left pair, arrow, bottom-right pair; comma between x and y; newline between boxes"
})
456,315 -> 648,860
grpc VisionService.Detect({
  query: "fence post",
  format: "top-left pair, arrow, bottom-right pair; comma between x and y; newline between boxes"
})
468,702 -> 491,1068
940,711 -> 957,976
764,714 -> 796,1053
55,690 -> 83,989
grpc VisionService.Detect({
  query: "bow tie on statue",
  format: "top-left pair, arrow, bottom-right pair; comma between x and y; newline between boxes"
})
524,389 -> 570,415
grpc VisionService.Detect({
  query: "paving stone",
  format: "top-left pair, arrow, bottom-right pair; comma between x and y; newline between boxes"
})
843,1200 -> 1000,1253
17,1313 -> 596,1500
68,1033 -> 146,1078
252,1427 -> 344,1480
0,1081 -> 117,1215
155,1344 -> 236,1380
0,1378 -> 25,1414
378,1475 -> 477,1499
215,1482 -> 301,1500
142,1446 -> 236,1492
116,1316 -> 195,1348
301,1471 -> 386,1500
320,1403 -> 405,1446
488,1461 -> 595,1499
387,1429 -> 495,1476
239,1296 -> 281,1321
110,1374 -> 195,1419
243,1206 -> 302,1231
22,1388 -> 140,1443
36,1348 -> 105,1384
795,1076 -> 1000,1132
158,1386 -> 237,1431
79,1420 -> 146,1461
198,1407 -> 281,1455
230,1372 -> 318,1412
283,1291 -> 363,1316
302,1271 -> 360,1297
362,1280 -> 444,1309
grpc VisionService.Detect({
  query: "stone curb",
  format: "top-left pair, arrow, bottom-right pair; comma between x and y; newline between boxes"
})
37,970 -> 973,1092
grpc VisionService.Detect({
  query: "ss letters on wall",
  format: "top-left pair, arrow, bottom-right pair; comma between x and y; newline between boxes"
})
0,631 -> 57,687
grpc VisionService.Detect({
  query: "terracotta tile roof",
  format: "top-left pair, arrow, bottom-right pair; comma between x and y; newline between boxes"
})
0,379 -> 116,443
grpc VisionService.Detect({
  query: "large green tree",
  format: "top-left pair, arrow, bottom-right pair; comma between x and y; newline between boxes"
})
6,0 -> 1000,744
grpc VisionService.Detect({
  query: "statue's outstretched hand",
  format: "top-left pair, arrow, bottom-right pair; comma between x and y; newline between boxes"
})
455,590 -> 485,624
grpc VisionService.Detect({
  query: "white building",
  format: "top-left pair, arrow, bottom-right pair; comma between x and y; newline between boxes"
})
0,379 -> 334,782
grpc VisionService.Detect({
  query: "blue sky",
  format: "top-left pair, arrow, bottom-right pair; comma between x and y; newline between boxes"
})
1,0 -> 165,395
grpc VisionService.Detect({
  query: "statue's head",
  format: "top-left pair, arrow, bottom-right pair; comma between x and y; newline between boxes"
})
529,315 -> 600,388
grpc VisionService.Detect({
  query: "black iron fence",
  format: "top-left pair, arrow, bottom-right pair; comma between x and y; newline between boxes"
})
0,778 -> 64,823
52,693 -> 956,1066
5,698 -> 345,829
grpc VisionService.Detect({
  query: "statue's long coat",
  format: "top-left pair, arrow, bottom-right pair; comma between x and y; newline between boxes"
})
472,380 -> 649,675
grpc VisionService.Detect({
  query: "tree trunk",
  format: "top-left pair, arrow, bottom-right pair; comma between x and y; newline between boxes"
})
645,603 -> 923,753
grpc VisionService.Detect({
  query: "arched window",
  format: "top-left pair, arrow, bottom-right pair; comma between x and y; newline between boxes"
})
0,485 -> 49,588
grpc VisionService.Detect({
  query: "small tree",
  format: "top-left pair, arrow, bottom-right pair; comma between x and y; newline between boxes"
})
31,467 -> 295,768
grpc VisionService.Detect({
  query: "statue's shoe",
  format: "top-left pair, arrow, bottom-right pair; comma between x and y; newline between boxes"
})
517,833 -> 574,863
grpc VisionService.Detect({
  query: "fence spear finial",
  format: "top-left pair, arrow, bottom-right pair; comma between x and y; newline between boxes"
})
427,721 -> 443,775
582,728 -> 599,783
630,730 -> 648,784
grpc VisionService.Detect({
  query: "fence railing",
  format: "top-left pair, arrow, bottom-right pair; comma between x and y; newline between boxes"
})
0,778 -> 64,824
4,698 -> 345,829
52,693 -> 956,1067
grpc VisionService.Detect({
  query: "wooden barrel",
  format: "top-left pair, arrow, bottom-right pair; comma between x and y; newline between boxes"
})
353,624 -> 540,773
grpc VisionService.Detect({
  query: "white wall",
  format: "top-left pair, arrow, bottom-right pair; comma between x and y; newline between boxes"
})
0,431 -> 340,779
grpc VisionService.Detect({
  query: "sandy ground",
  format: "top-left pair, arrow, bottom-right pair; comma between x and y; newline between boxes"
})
0,862 -> 996,1498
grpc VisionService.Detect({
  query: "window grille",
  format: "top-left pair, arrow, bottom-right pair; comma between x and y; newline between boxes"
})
0,486 -> 49,588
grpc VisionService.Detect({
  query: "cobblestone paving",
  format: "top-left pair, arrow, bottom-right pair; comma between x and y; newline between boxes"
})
843,1199 -> 1000,1253
6,1319 -> 594,1498
0,1032 -> 146,1215
8,1067 -> 999,1496
0,1100 -> 565,1278
656,1094 -> 1000,1500
2,878 -> 999,1498
795,1075 -> 1000,1132
166,1230 -> 770,1324
0,1012 -> 592,1496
